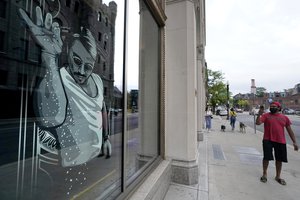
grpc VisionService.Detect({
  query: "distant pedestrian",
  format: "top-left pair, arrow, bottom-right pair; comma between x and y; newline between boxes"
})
229,108 -> 237,131
205,107 -> 213,132
256,102 -> 298,185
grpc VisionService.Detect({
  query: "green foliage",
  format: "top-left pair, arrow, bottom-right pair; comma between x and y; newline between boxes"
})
207,69 -> 231,108
237,99 -> 249,108
256,87 -> 267,97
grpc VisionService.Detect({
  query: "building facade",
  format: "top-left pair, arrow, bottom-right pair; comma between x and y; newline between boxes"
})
234,83 -> 300,111
0,0 -> 206,199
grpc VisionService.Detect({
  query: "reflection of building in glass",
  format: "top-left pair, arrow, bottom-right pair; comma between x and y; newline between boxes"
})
130,89 -> 139,112
114,86 -> 123,109
0,0 -> 117,120
0,0 -> 119,197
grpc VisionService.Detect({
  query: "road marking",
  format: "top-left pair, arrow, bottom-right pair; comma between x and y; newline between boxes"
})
71,169 -> 116,199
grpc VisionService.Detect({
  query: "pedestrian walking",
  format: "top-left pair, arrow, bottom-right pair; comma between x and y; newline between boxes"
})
205,107 -> 213,132
256,102 -> 299,185
229,108 -> 237,131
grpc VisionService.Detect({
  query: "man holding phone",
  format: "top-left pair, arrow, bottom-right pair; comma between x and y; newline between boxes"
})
256,102 -> 298,185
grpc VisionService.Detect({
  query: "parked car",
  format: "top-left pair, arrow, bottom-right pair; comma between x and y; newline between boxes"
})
283,108 -> 295,115
109,108 -> 119,116
236,108 -> 243,113
216,106 -> 226,115
249,108 -> 259,115
219,109 -> 228,116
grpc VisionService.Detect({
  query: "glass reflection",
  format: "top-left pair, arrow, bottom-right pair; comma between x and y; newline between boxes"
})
0,0 -> 124,199
126,0 -> 160,184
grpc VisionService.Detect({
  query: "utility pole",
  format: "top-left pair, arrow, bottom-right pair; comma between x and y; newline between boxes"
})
227,81 -> 229,120
251,79 -> 257,133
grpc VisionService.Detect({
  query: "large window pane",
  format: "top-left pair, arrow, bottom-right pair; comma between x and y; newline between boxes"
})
126,0 -> 160,184
0,0 -> 124,199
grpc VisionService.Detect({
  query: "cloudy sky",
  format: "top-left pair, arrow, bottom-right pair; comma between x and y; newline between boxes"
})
206,0 -> 300,95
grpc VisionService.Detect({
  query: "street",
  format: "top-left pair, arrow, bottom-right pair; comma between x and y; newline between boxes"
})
229,112 -> 300,146
0,113 -> 140,199
111,113 -> 139,134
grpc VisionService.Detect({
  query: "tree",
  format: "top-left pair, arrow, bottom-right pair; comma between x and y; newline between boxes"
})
207,69 -> 231,111
237,99 -> 249,109
256,87 -> 267,97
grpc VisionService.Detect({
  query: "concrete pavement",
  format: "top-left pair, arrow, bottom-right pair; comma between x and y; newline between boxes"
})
164,115 -> 300,200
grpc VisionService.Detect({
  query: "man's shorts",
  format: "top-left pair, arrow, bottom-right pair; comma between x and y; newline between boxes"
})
262,140 -> 288,162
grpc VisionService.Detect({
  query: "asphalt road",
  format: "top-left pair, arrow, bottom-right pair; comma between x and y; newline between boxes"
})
0,114 -> 140,199
234,112 -> 300,146
0,113 -> 139,166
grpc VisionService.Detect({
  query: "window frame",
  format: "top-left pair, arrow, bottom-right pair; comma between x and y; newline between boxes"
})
117,0 -> 166,198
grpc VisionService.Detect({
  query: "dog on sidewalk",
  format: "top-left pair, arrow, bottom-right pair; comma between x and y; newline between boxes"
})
221,125 -> 226,132
239,122 -> 246,133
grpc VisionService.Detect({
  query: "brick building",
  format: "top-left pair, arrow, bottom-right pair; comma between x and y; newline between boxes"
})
234,83 -> 300,111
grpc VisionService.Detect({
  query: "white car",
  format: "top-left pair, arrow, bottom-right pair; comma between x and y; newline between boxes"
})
283,108 -> 295,115
236,108 -> 243,113
249,108 -> 259,115
219,109 -> 228,116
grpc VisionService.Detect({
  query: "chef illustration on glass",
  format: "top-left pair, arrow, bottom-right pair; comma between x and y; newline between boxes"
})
19,7 -> 110,167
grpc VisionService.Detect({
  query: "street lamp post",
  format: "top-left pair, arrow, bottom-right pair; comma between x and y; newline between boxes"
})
226,81 -> 229,120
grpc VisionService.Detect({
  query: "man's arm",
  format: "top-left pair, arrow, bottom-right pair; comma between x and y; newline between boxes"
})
34,53 -> 67,127
19,7 -> 67,127
256,107 -> 264,125
286,125 -> 299,151
256,115 -> 262,125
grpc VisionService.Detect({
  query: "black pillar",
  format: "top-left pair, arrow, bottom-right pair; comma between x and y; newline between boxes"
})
226,83 -> 229,120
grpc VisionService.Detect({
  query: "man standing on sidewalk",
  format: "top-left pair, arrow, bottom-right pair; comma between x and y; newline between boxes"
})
256,102 -> 298,185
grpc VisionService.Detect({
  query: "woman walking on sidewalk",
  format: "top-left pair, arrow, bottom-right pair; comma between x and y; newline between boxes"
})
205,107 -> 213,132
256,102 -> 298,185
229,108 -> 237,131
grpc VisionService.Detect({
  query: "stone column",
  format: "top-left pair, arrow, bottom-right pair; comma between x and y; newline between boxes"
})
197,58 -> 206,141
165,0 -> 198,185
195,0 -> 206,141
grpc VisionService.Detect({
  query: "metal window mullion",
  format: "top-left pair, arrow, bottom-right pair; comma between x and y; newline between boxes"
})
121,0 -> 129,193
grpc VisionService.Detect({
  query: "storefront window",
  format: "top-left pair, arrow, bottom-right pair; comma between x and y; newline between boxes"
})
125,0 -> 160,184
0,0 -> 161,199
0,0 -> 124,199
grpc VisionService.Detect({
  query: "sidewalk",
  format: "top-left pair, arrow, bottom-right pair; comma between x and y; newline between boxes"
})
164,116 -> 300,200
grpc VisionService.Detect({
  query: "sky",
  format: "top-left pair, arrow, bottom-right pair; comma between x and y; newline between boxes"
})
205,0 -> 300,95
103,0 -> 140,90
